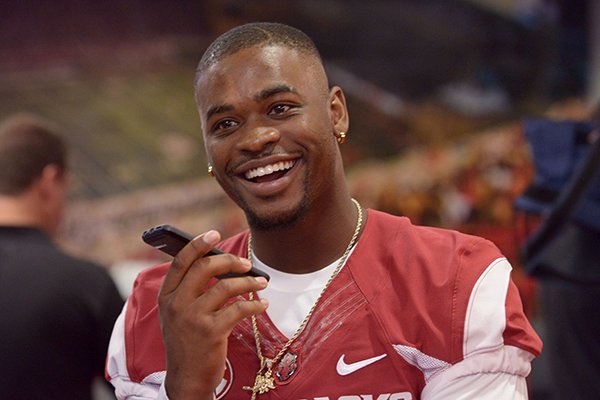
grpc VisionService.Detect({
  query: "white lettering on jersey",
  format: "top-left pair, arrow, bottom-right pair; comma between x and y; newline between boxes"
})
307,393 -> 412,400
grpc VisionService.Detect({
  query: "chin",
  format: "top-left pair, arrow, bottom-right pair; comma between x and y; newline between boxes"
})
244,196 -> 309,231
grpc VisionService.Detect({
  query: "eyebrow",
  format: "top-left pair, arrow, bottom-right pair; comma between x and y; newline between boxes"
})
204,85 -> 299,122
205,103 -> 234,122
254,85 -> 298,102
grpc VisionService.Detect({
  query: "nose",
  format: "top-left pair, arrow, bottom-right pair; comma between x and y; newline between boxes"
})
237,125 -> 280,154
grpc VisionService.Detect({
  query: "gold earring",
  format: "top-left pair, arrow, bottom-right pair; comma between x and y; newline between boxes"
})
337,131 -> 346,144
207,164 -> 215,177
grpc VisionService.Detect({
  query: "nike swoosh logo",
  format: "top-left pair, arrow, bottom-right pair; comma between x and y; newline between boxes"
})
336,353 -> 387,376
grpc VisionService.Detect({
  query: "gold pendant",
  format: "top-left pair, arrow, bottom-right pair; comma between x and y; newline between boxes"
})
255,370 -> 276,394
243,370 -> 275,398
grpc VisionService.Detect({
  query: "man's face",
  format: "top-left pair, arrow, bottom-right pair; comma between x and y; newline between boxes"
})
196,45 -> 347,230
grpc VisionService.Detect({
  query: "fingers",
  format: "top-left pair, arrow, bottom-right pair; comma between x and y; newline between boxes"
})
199,275 -> 268,311
175,253 -> 254,299
159,228 -> 268,313
159,230 -> 221,297
215,292 -> 269,331
192,280 -> 270,335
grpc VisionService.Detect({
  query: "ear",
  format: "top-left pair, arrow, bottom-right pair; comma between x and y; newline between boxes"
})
37,164 -> 64,199
36,164 -> 68,236
329,86 -> 349,136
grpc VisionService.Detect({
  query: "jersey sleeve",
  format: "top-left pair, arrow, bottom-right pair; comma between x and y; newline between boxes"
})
421,256 -> 540,399
106,302 -> 170,400
421,346 -> 533,399
105,263 -> 172,400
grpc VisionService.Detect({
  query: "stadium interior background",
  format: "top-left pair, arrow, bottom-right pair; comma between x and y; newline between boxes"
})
2,1 -> 599,398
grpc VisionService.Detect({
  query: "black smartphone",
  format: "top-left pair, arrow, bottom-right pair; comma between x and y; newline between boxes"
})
141,224 -> 270,281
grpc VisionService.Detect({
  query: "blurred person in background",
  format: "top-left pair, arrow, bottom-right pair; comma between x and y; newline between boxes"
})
519,104 -> 600,400
107,22 -> 542,399
0,113 -> 124,400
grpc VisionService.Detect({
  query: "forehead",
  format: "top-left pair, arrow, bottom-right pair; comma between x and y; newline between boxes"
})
195,45 -> 327,115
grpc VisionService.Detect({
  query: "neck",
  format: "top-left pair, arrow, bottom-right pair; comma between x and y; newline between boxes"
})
0,195 -> 50,234
249,197 -> 364,273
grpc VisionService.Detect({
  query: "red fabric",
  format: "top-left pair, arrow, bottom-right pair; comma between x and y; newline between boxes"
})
124,262 -> 169,383
121,210 -> 542,398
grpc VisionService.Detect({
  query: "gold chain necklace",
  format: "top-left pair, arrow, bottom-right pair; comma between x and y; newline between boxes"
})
242,198 -> 363,399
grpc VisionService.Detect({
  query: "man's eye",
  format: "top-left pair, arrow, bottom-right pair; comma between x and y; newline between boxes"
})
269,104 -> 292,115
214,119 -> 237,131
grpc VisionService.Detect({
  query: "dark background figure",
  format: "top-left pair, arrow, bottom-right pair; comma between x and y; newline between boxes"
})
0,114 -> 124,400
515,104 -> 600,399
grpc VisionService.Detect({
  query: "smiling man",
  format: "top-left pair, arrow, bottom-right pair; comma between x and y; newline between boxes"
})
106,22 -> 542,400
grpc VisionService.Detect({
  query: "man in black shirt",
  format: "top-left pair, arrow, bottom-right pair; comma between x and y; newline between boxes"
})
0,113 -> 124,399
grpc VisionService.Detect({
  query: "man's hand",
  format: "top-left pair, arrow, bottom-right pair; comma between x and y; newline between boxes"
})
158,230 -> 268,399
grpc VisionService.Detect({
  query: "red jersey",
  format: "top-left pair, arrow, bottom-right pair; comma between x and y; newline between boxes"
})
107,210 -> 542,399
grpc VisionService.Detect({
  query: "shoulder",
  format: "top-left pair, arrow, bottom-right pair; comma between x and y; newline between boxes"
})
21,232 -> 118,289
55,251 -> 122,298
27,231 -> 111,275
352,210 -> 504,320
365,208 -> 495,246
351,210 -> 541,363
357,209 -> 502,281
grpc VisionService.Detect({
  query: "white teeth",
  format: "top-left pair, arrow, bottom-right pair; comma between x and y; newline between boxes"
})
245,160 -> 294,180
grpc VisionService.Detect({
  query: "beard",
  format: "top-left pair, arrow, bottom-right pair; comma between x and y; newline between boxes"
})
221,164 -> 314,231
242,190 -> 310,231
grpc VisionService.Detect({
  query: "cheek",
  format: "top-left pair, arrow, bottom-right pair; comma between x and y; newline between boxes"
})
304,106 -> 336,140
293,113 -> 331,143
301,119 -> 336,154
204,140 -> 226,165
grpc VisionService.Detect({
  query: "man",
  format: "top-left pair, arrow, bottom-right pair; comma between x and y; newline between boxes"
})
0,114 -> 124,399
517,106 -> 600,399
107,22 -> 542,399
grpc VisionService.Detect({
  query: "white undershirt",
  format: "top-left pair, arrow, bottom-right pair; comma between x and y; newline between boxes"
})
253,246 -> 356,338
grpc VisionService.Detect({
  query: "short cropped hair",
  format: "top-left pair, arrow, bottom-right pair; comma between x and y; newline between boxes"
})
0,113 -> 67,195
195,22 -> 322,84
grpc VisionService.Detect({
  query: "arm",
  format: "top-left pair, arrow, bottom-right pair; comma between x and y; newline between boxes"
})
106,230 -> 268,400
421,345 -> 533,399
93,268 -> 125,393
106,306 -> 170,400
422,257 -> 540,399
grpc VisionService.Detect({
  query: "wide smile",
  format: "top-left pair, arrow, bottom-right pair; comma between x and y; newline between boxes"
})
244,160 -> 295,182
235,157 -> 300,198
